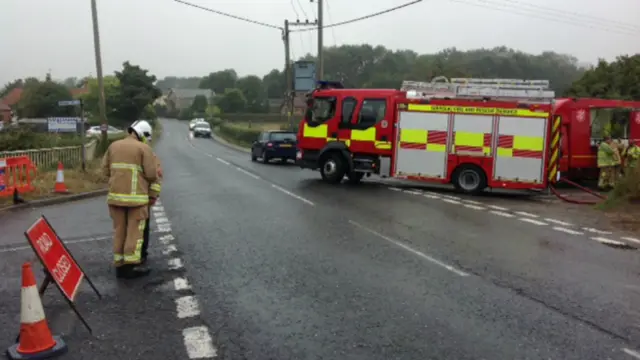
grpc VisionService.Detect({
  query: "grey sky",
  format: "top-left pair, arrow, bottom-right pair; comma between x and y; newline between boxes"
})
1,0 -> 638,85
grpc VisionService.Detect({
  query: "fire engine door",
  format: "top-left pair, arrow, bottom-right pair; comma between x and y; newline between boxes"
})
333,96 -> 357,145
349,97 -> 388,152
631,111 -> 640,141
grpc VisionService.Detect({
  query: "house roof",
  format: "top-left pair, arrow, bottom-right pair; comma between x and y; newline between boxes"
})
170,88 -> 214,99
1,87 -> 23,106
70,86 -> 89,97
0,101 -> 10,111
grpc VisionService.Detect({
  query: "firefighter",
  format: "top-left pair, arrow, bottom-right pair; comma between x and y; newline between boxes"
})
102,120 -> 158,279
612,139 -> 623,179
597,136 -> 617,190
625,139 -> 640,170
141,145 -> 163,264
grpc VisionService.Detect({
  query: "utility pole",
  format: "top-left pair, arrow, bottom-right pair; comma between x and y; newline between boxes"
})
90,0 -> 108,148
316,0 -> 323,80
282,19 -> 317,129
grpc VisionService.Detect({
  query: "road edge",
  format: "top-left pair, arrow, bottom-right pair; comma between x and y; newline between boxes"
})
210,129 -> 251,154
0,189 -> 108,213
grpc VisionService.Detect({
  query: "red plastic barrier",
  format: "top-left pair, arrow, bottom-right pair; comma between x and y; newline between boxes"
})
0,156 -> 37,198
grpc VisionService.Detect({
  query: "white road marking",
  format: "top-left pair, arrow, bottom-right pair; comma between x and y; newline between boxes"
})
544,218 -> 573,226
216,157 -> 230,165
404,190 -> 422,195
462,199 -> 482,205
159,234 -> 175,244
519,218 -> 548,226
443,195 -> 461,200
349,220 -> 469,277
423,191 -> 439,196
168,258 -> 184,270
155,217 -> 169,224
552,227 -> 583,235
152,205 -> 164,212
488,205 -> 509,211
183,326 -> 217,359
423,194 -> 440,199
174,277 -> 192,291
153,211 -> 166,218
175,296 -> 201,318
235,167 -> 261,180
463,204 -> 485,210
271,184 -> 315,206
622,236 -> 640,244
0,235 -> 111,253
515,211 -> 539,218
490,210 -> 515,218
163,244 -> 178,255
623,348 -> 640,359
592,237 -> 627,246
156,225 -> 172,233
442,198 -> 462,205
583,227 -> 613,235
388,187 -> 402,191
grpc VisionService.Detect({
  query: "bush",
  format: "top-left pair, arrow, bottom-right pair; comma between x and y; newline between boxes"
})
207,117 -> 224,127
0,125 -> 84,151
611,166 -> 640,201
217,122 -> 261,146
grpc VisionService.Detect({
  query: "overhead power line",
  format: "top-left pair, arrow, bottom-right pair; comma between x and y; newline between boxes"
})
173,0 -> 281,30
447,0 -> 640,36
291,0 -> 424,32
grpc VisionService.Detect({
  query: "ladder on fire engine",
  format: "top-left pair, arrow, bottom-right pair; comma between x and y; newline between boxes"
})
401,76 -> 556,102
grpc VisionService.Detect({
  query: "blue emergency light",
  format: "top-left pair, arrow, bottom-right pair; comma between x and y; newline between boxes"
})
316,80 -> 344,89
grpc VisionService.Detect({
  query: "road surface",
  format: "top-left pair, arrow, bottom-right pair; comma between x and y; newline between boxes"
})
152,119 -> 640,360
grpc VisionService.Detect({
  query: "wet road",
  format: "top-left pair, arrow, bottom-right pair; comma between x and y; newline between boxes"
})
156,119 -> 640,360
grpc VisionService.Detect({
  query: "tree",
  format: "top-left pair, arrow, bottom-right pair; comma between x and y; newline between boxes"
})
564,55 -> 640,100
236,75 -> 267,113
215,88 -> 247,113
17,79 -> 75,118
113,61 -> 162,122
155,76 -> 202,91
81,75 -> 121,122
62,77 -> 78,88
199,69 -> 237,94
191,95 -> 208,114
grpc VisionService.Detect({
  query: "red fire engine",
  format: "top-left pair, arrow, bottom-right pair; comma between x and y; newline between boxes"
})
296,77 -> 561,194
553,98 -> 640,180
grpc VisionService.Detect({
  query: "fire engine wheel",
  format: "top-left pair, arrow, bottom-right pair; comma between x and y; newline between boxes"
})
453,165 -> 487,194
320,153 -> 347,184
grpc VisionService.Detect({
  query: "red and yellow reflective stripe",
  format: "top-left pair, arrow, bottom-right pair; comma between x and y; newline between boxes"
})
547,116 -> 561,182
452,132 -> 492,155
497,134 -> 544,158
399,129 -> 447,152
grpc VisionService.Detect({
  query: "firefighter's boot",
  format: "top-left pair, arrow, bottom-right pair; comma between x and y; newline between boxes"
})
116,264 -> 151,279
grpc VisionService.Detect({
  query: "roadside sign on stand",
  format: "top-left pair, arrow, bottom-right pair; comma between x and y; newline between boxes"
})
58,100 -> 81,107
24,216 -> 101,334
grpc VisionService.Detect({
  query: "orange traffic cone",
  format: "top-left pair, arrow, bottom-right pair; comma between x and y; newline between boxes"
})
53,162 -> 68,194
6,263 -> 67,360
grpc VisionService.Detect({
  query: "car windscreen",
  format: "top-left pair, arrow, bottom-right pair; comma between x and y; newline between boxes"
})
194,124 -> 210,129
270,132 -> 296,142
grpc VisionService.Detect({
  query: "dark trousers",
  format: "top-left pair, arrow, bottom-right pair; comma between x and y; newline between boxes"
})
141,205 -> 151,259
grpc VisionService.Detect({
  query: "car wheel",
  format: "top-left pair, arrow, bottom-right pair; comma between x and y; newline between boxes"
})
261,151 -> 269,164
251,150 -> 257,162
320,152 -> 346,184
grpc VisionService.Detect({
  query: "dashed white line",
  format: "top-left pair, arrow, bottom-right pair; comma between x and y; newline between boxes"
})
349,220 -> 469,277
388,187 -> 402,191
157,224 -> 172,233
623,348 -> 640,359
462,199 -> 482,205
519,218 -> 548,226
488,205 -> 509,211
163,244 -> 178,255
423,194 -> 441,199
271,184 -> 315,206
168,258 -> 184,270
515,211 -> 539,218
153,211 -> 166,218
159,234 -> 175,244
583,227 -> 613,235
423,191 -> 439,196
490,210 -> 515,218
155,217 -> 169,224
544,218 -> 573,226
463,204 -> 485,210
235,166 -> 261,180
552,226 -> 584,235
442,198 -> 462,205
174,277 -> 192,291
622,236 -> 640,244
404,190 -> 422,195
592,237 -> 626,246
443,195 -> 461,200
183,326 -> 217,359
216,157 -> 230,165
176,296 -> 201,319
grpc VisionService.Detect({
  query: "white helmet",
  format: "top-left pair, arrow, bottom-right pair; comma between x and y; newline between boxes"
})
129,120 -> 153,142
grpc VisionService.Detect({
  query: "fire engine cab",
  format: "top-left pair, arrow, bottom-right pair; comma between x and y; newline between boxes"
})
296,77 -> 561,194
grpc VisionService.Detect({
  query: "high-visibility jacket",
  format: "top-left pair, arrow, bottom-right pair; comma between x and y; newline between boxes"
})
149,153 -> 163,199
627,145 -> 640,168
597,142 -> 616,167
102,134 -> 158,207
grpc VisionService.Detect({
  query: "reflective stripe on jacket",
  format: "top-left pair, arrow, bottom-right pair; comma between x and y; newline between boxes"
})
627,146 -> 640,168
149,153 -> 163,198
102,134 -> 158,207
597,142 -> 615,167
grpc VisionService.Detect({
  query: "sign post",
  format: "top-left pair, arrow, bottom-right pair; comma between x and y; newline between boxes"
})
23,216 -> 101,336
58,99 -> 86,171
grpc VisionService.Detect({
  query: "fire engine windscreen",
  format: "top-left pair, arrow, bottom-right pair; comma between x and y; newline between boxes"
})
590,108 -> 633,140
306,97 -> 337,125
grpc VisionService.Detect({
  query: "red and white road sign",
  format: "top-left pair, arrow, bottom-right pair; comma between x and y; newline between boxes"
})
25,217 -> 84,301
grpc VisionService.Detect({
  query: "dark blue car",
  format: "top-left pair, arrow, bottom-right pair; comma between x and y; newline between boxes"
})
251,130 -> 297,164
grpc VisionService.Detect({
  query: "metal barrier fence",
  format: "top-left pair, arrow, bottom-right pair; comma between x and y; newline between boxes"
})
0,140 -> 98,170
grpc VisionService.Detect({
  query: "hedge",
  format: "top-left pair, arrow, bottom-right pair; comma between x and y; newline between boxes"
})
0,125 -> 84,151
223,113 -> 303,124
217,122 -> 261,147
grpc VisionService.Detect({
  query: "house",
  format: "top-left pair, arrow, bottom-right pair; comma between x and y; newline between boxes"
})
166,88 -> 215,110
0,101 -> 11,123
280,93 -> 308,116
70,83 -> 90,98
1,87 -> 23,108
